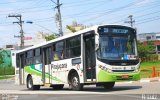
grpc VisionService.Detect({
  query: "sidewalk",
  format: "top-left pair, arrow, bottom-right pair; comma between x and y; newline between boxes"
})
116,77 -> 160,84
139,77 -> 160,83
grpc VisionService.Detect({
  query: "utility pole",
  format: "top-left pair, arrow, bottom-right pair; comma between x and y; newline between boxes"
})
51,0 -> 63,36
8,14 -> 24,49
125,15 -> 135,27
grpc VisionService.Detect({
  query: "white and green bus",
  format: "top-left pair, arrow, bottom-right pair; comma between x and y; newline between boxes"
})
13,25 -> 140,90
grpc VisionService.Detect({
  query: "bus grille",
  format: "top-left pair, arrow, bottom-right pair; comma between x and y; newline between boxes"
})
112,70 -> 134,72
109,61 -> 138,66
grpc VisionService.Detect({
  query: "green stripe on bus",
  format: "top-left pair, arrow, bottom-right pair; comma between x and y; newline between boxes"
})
24,66 -> 64,83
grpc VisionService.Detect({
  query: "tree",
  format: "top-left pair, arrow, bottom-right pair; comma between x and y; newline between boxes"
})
45,34 -> 58,41
66,25 -> 77,33
137,41 -> 156,59
0,52 -> 3,65
66,21 -> 86,33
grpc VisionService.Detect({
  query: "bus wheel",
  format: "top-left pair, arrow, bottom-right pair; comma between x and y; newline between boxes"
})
70,73 -> 83,91
103,82 -> 115,90
27,76 -> 40,90
52,85 -> 64,90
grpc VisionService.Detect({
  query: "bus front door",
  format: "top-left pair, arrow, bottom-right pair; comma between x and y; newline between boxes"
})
42,47 -> 52,84
83,34 -> 96,82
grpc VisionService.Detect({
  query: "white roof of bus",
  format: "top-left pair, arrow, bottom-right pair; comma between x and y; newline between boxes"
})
16,24 -> 131,54
16,25 -> 98,54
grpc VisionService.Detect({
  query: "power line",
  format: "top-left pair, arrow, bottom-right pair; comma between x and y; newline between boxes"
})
63,0 -> 111,19
110,7 -> 160,25
0,0 -> 38,5
0,0 -> 159,27
0,0 -> 105,14
81,0 -> 146,23
136,16 -> 160,25
63,0 -> 107,8
63,0 -> 94,5
109,3 -> 160,24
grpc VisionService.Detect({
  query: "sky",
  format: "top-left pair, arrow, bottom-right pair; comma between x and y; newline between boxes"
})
0,0 -> 160,47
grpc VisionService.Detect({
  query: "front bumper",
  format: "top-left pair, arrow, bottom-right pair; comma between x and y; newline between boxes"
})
97,70 -> 140,82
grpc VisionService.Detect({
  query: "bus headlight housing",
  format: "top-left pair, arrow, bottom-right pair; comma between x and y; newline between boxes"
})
134,67 -> 140,72
99,65 -> 112,73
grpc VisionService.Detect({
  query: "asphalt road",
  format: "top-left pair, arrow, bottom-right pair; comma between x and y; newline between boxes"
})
0,94 -> 145,100
0,79 -> 160,100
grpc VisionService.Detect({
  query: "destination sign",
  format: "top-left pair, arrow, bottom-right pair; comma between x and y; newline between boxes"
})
98,27 -> 129,34
112,29 -> 128,34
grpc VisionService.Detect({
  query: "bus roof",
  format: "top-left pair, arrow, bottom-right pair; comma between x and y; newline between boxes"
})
16,25 -> 98,54
15,24 -> 132,54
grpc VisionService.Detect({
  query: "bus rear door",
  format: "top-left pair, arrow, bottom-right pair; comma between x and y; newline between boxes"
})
42,47 -> 52,84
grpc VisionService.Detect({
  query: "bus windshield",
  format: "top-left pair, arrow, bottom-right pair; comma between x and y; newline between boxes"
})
97,36 -> 137,60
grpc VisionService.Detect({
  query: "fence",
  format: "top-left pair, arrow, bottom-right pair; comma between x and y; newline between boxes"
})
140,66 -> 160,78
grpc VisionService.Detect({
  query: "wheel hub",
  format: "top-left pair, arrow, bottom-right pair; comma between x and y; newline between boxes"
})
72,77 -> 78,87
28,79 -> 32,88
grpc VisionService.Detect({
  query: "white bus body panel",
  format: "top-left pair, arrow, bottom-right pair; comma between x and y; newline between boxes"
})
51,58 -> 84,84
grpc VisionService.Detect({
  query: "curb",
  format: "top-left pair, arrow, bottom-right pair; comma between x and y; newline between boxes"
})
116,77 -> 160,84
140,77 -> 160,83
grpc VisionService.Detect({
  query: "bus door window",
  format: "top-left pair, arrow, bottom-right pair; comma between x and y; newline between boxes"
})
44,47 -> 52,65
84,34 -> 96,81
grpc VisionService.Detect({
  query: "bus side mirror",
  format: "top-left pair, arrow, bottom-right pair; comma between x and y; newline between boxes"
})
95,34 -> 99,50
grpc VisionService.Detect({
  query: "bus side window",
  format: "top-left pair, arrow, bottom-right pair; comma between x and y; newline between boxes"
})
53,44 -> 57,61
34,48 -> 41,64
53,41 -> 64,61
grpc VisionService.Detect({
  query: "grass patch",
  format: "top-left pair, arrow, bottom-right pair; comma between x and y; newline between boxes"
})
140,61 -> 160,69
0,75 -> 14,80
140,61 -> 160,78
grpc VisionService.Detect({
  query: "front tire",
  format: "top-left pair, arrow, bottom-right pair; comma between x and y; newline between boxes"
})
27,76 -> 40,90
70,73 -> 83,91
103,82 -> 115,90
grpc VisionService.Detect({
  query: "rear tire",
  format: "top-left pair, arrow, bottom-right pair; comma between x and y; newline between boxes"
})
70,73 -> 83,91
103,82 -> 115,90
27,76 -> 40,90
52,85 -> 64,90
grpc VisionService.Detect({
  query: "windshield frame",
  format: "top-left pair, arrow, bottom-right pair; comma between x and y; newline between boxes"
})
97,25 -> 138,61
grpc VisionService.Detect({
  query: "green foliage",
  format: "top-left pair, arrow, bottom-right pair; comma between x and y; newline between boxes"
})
66,21 -> 86,33
45,34 -> 57,41
145,54 -> 159,62
66,25 -> 77,33
0,52 -> 3,64
0,50 -> 12,67
137,41 -> 156,60
0,67 -> 15,75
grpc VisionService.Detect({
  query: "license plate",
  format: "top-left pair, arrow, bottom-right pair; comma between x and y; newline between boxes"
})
121,75 -> 129,79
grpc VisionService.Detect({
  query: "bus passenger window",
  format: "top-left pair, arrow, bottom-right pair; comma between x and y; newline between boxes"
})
53,53 -> 59,61
53,42 -> 64,61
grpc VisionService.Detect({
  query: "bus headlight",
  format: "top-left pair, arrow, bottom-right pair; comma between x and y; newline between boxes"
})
134,69 -> 139,72
134,67 -> 140,72
131,67 -> 139,72
134,66 -> 140,72
100,65 -> 112,73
